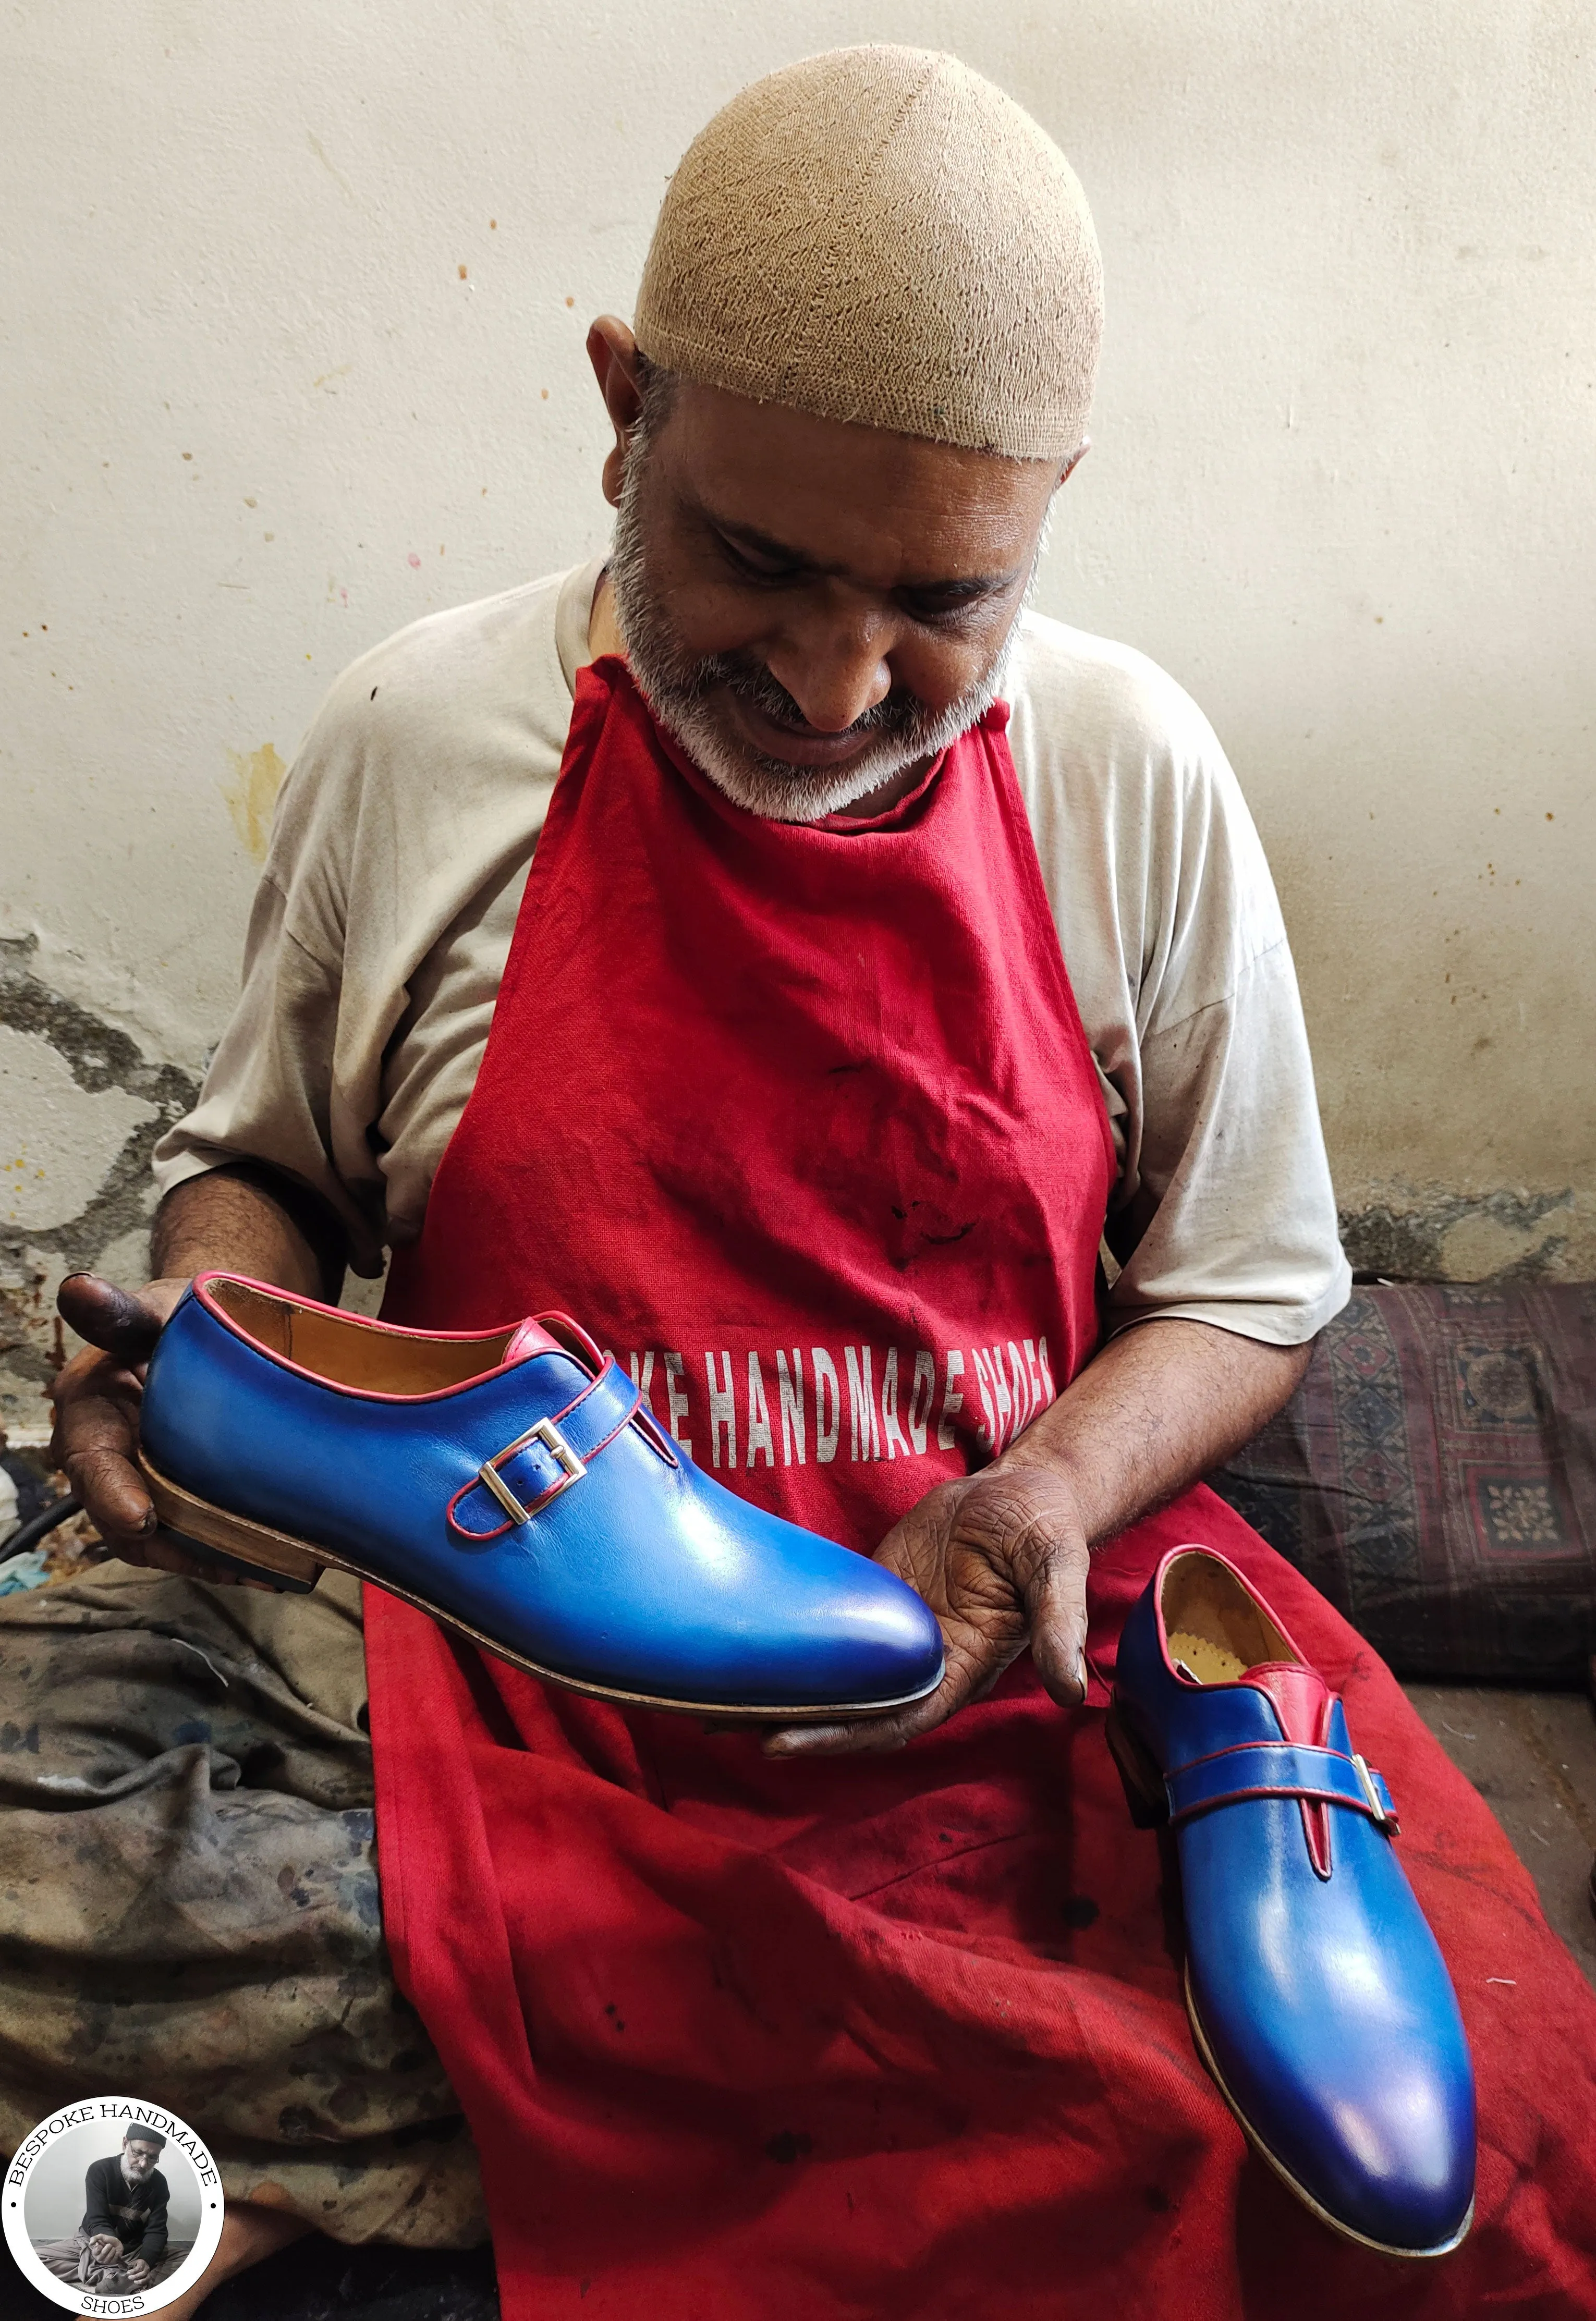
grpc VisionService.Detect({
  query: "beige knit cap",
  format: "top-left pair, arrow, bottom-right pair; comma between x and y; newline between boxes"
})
634,45 -> 1101,463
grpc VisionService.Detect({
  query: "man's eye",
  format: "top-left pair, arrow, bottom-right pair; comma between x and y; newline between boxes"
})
901,589 -> 984,625
717,533 -> 800,583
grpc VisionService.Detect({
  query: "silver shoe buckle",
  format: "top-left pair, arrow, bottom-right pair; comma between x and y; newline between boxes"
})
1351,1752 -> 1398,1834
477,1416 -> 588,1526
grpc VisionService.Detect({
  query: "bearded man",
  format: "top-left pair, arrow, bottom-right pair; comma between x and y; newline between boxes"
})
33,2124 -> 178,2295
13,44 -> 1596,2321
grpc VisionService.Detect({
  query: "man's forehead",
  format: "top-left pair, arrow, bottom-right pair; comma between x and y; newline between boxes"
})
656,378 -> 1057,588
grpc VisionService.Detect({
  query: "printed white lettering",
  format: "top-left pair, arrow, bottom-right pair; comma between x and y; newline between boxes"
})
989,1343 -> 1015,1450
936,1349 -> 965,1450
777,1349 -> 807,1465
1038,1335 -> 1055,1401
746,1352 -> 775,1468
1007,1341 -> 1031,1434
1023,1338 -> 1045,1416
908,1351 -> 935,1453
627,1350 -> 656,1410
844,1346 -> 881,1462
662,1352 -> 692,1455
704,1352 -> 737,1469
812,1349 -> 840,1463
880,1347 -> 911,1459
970,1347 -> 998,1450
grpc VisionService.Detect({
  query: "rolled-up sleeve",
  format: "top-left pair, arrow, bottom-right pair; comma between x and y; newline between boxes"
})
1008,614 -> 1351,1351
151,868 -> 388,1274
1105,936 -> 1351,1345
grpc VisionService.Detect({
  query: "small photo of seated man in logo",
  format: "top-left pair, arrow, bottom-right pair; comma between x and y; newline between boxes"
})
29,2119 -> 194,2299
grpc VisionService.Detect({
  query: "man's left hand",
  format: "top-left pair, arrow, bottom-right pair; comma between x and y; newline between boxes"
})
764,1463 -> 1089,1756
123,2257 -> 151,2287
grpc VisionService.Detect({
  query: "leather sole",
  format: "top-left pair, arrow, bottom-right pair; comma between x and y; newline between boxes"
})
139,1450 -> 944,1723
1107,1693 -> 1473,2260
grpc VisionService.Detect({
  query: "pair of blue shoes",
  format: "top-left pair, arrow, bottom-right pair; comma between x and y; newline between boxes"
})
140,1277 -> 1475,2255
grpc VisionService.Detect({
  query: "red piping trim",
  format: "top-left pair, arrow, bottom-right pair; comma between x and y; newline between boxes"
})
1151,1543 -> 1315,1681
1168,1782 -> 1378,1823
192,1270 -> 583,1407
1172,1739 -> 1356,1776
191,1274 -> 673,1480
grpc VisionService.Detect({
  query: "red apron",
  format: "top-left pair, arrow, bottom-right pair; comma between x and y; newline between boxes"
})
368,659 -> 1596,2316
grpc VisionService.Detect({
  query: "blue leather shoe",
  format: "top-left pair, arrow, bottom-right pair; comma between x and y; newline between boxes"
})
138,1274 -> 945,1718
1108,1547 -> 1475,2257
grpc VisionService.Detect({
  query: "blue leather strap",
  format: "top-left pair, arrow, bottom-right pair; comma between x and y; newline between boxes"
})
449,1359 -> 646,1540
1166,1742 -> 1398,1833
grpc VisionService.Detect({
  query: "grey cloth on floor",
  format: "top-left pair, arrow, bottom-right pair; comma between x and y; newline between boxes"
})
0,1563 -> 486,2248
34,2230 -> 193,2292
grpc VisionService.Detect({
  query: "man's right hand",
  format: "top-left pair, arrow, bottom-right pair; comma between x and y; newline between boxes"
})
87,2233 -> 123,2266
47,1172 -> 345,1583
50,1273 -> 223,1579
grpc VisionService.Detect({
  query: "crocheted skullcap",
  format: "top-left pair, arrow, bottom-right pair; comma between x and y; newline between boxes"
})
634,45 -> 1101,462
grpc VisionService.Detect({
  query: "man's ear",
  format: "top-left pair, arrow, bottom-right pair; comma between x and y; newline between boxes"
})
1057,436 -> 1091,488
587,316 -> 646,508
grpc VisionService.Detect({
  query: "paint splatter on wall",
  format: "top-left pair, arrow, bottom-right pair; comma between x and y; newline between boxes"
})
222,743 -> 289,863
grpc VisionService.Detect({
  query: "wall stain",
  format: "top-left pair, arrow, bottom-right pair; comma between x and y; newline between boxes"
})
1341,1187 -> 1574,1283
307,131 -> 359,209
223,744 -> 288,863
0,937 -> 200,1411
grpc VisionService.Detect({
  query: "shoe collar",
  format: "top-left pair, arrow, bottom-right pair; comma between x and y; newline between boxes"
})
1152,1546 -> 1340,1875
192,1272 -> 595,1404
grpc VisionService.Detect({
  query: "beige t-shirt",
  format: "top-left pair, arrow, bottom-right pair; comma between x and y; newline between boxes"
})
153,560 -> 1351,1346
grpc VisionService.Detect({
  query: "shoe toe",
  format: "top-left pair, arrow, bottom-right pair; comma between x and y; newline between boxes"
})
807,1553 -> 946,1705
1188,1831 -> 1476,2256
1217,1998 -> 1476,2253
551,1458 -> 945,1712
1319,2050 -> 1475,2253
721,1508 -> 945,1709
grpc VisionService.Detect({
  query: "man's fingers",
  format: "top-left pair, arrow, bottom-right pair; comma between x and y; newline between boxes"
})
1022,1537 -> 1090,1708
762,1691 -> 944,1756
57,1272 -> 165,1364
62,1440 -> 156,1544
762,1632 -> 1010,1757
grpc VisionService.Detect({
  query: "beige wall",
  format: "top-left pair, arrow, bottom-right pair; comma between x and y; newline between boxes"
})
3,1 -> 1593,1423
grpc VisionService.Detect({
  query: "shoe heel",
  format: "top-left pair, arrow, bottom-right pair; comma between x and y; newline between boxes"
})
140,1453 -> 325,1594
1105,1697 -> 1169,1829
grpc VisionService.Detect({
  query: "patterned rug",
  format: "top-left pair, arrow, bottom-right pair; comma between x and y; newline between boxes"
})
1212,1281 -> 1596,1683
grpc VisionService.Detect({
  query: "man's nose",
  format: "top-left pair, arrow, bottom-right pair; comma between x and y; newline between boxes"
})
763,602 -> 893,734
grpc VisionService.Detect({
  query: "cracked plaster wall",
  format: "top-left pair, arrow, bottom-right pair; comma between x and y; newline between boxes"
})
3,3 -> 1594,1438
0,938 -> 198,1431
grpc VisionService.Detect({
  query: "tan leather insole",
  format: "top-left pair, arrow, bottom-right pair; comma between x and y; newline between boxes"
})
211,1279 -> 515,1394
1166,1630 -> 1250,1684
1161,1550 -> 1295,1682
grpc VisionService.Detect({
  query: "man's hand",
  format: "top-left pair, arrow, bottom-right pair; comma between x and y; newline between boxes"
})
123,2255 -> 152,2286
764,1318 -> 1313,1761
87,2233 -> 123,2266
50,1273 -> 219,1577
764,1463 -> 1090,1756
46,1167 -> 346,1584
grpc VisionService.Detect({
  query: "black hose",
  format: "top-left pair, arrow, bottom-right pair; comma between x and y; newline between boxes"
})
0,1493 -> 83,1566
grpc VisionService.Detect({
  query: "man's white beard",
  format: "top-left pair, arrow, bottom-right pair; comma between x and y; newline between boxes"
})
607,431 -> 1022,824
